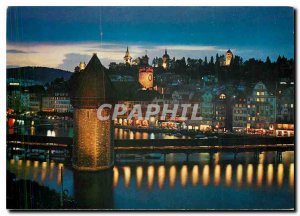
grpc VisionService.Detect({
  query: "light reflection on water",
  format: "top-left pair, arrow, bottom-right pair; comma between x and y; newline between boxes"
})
7,151 -> 295,209
10,125 -> 193,140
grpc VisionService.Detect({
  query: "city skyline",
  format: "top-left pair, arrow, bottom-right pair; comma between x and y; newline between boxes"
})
7,7 -> 294,71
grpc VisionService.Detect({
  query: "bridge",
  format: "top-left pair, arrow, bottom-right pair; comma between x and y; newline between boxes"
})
7,134 -> 294,160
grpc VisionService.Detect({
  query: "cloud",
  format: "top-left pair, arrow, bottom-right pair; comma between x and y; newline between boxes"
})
7,49 -> 28,54
8,41 -> 262,71
57,53 -> 92,71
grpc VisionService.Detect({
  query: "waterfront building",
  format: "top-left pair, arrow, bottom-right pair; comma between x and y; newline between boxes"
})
213,93 -> 228,130
276,85 -> 294,123
246,81 -> 276,129
232,94 -> 248,131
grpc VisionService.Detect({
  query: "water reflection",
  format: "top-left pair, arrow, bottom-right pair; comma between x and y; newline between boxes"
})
123,166 -> 131,188
6,151 -> 295,210
256,164 -> 263,187
73,170 -> 113,209
169,165 -> 176,188
225,164 -> 232,187
180,165 -> 188,187
267,164 -> 273,187
247,164 -> 253,186
113,167 -> 119,188
202,165 -> 210,186
147,166 -> 154,190
289,163 -> 294,189
236,164 -> 243,188
158,165 -> 165,190
277,163 -> 284,187
191,165 -> 199,187
136,166 -> 143,188
214,164 -> 221,186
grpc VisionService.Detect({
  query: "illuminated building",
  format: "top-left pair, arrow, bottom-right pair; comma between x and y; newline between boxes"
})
276,85 -> 294,123
247,81 -> 276,129
213,93 -> 229,130
139,67 -> 154,89
162,49 -> 170,69
70,53 -> 115,171
124,46 -> 132,65
232,94 -> 248,131
225,49 -> 233,66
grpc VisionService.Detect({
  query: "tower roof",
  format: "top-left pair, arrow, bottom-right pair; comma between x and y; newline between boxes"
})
163,49 -> 170,59
69,53 -> 115,108
226,49 -> 232,54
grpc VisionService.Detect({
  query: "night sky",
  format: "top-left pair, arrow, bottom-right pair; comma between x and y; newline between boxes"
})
7,7 -> 294,71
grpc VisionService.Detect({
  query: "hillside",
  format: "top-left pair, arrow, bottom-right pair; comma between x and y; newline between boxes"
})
7,67 -> 73,85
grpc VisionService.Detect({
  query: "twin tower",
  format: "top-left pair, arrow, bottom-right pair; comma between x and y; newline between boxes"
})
69,53 -> 114,171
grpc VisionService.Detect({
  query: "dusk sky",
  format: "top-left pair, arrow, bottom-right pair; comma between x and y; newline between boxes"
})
7,7 -> 294,71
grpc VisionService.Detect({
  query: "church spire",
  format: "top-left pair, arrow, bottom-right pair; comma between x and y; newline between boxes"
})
124,46 -> 132,65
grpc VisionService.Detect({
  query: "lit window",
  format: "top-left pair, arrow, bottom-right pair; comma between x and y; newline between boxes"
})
219,94 -> 226,99
252,117 -> 256,121
256,92 -> 260,96
256,98 -> 260,102
261,92 -> 264,96
291,104 -> 294,108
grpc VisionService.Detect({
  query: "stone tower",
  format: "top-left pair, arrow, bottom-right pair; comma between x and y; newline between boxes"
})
70,53 -> 115,171
225,49 -> 233,66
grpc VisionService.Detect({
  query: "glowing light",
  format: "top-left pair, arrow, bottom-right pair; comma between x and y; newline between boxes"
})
113,166 -> 119,188
214,153 -> 220,164
33,161 -> 39,168
147,166 -> 155,190
289,163 -> 294,189
10,159 -> 15,166
169,165 -> 176,188
247,164 -> 253,186
158,165 -> 166,190
30,126 -> 35,135
277,163 -> 284,187
259,152 -> 265,164
225,164 -> 232,187
214,164 -> 221,186
41,162 -> 47,184
267,164 -> 273,187
136,166 -> 143,189
203,165 -> 210,186
129,131 -> 134,140
123,166 -> 131,188
256,164 -> 263,187
26,160 -> 31,167
236,164 -> 243,188
50,162 -> 55,169
180,165 -> 188,187
18,160 -> 23,166
191,165 -> 199,187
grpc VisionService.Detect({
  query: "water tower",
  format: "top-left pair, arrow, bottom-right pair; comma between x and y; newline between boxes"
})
69,53 -> 115,171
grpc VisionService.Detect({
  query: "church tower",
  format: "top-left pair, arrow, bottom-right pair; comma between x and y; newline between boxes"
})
162,49 -> 170,69
124,46 -> 132,65
69,53 -> 115,171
